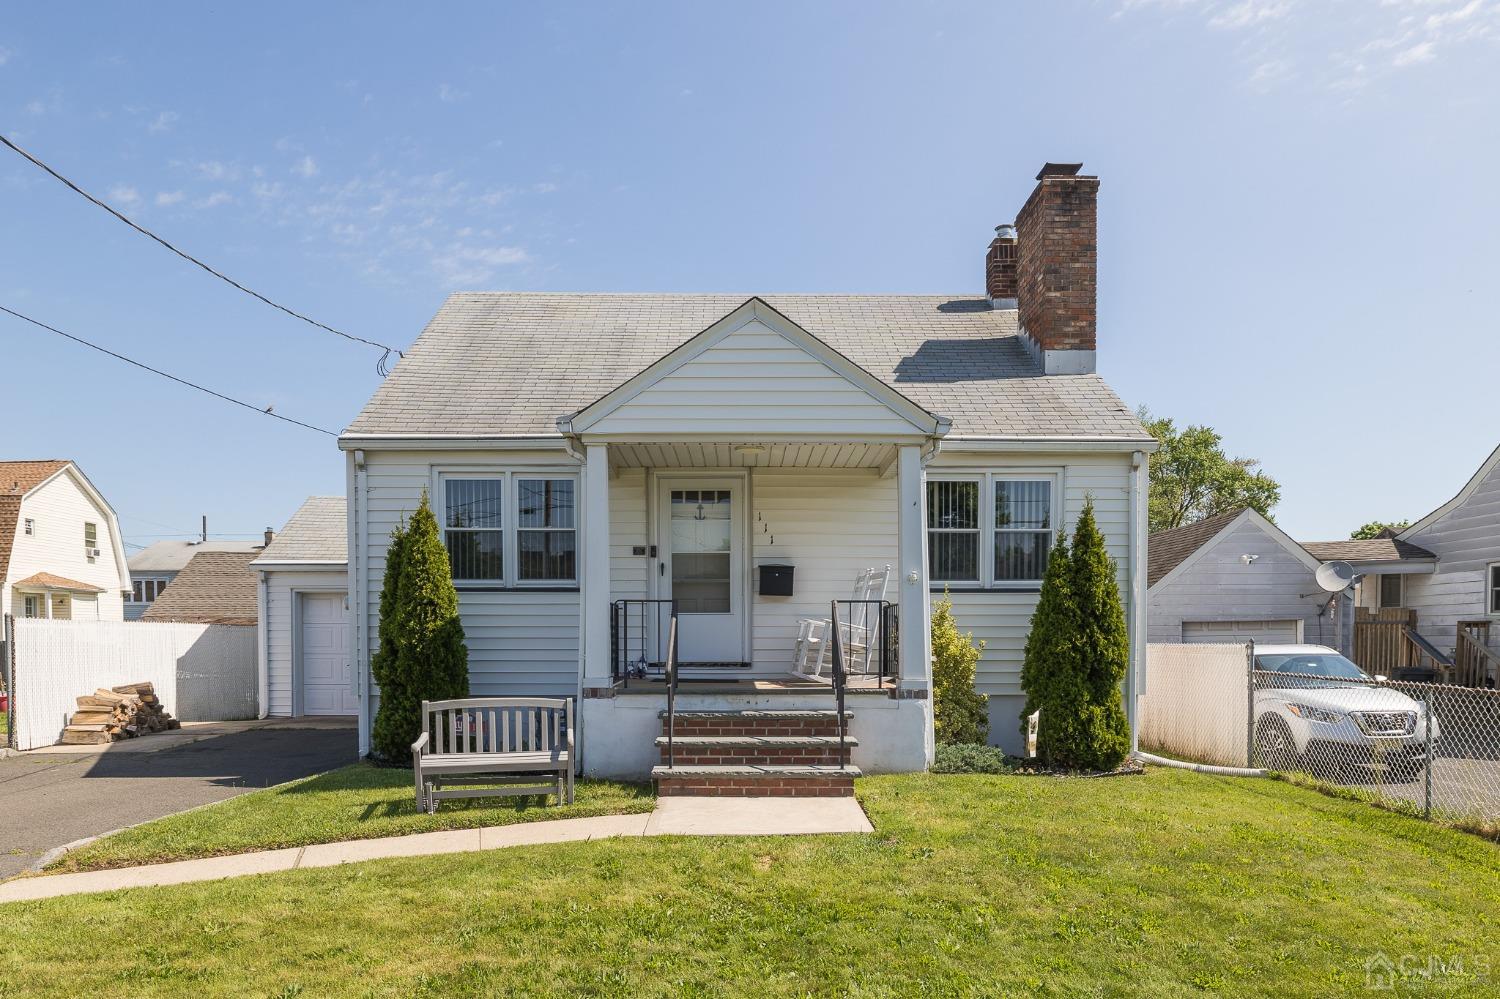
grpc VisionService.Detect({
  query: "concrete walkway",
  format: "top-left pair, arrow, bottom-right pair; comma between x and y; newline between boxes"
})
0,796 -> 872,904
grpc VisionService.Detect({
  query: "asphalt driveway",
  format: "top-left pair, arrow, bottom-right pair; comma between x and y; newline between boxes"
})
0,721 -> 356,879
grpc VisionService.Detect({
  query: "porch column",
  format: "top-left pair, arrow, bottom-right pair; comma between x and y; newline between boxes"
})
582,443 -> 613,691
896,444 -> 931,690
44,591 -> 53,620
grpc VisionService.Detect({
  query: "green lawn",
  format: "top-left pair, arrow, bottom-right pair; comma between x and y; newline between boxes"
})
4,769 -> 1497,997
48,762 -> 655,874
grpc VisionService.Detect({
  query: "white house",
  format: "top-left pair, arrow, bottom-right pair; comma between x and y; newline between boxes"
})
250,496 -> 351,718
0,460 -> 130,622
339,163 -> 1156,787
125,539 -> 265,620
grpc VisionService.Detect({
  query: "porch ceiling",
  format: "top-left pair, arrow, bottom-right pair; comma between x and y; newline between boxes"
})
607,441 -> 897,470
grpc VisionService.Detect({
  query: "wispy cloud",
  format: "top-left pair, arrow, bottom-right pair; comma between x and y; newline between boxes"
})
194,191 -> 233,209
292,155 -> 318,179
1120,0 -> 1500,92
147,110 -> 179,134
430,244 -> 529,287
154,190 -> 184,207
438,82 -> 470,103
0,47 -> 12,67
194,160 -> 239,181
108,184 -> 141,208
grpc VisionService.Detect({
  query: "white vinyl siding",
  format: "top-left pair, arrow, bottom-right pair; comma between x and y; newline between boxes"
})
360,450 -> 581,702
928,451 -> 1134,697
1147,518 -> 1338,648
594,320 -> 920,436
1402,454 -> 1500,656
1,469 -> 126,622
262,569 -> 347,717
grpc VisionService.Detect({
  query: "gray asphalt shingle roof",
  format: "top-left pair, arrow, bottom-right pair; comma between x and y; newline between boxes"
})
252,496 -> 347,565
140,551 -> 260,625
345,293 -> 1148,440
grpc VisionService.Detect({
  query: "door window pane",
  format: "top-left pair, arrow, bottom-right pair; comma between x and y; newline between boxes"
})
927,480 -> 979,582
671,489 -> 731,613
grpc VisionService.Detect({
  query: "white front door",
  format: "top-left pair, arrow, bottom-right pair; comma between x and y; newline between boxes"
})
657,478 -> 746,663
299,591 -> 355,715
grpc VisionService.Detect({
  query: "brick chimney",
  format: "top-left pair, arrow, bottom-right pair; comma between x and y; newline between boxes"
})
985,223 -> 1018,305
263,527 -> 275,547
1012,162 -> 1098,375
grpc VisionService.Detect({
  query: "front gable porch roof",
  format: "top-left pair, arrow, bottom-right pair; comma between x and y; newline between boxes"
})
558,298 -> 947,438
341,293 -> 1149,443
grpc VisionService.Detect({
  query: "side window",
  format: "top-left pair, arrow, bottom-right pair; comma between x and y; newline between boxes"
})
84,521 -> 98,561
993,479 -> 1054,584
927,480 -> 980,583
516,478 -> 576,583
442,478 -> 504,583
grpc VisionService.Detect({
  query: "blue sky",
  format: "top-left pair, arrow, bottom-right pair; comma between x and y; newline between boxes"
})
2,1 -> 1497,549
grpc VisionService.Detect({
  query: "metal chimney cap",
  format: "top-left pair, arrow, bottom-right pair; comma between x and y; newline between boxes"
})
1036,162 -> 1084,180
994,223 -> 1017,239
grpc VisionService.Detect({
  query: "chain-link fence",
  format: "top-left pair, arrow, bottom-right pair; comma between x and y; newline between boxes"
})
1142,643 -> 1500,827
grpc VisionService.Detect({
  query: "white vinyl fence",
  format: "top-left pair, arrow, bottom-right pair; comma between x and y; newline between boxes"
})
9,618 -> 257,750
1139,642 -> 1253,767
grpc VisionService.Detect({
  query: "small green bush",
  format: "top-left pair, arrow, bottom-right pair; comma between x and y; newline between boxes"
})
931,593 -> 989,745
933,742 -> 1014,774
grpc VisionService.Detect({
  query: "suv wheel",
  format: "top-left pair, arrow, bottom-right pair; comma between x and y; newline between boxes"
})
1255,716 -> 1298,771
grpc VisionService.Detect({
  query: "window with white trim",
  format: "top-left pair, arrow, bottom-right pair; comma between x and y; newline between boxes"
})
23,595 -> 41,618
438,471 -> 579,587
927,479 -> 980,583
994,478 -> 1054,583
84,521 -> 97,562
23,518 -> 34,537
516,478 -> 576,582
128,577 -> 171,603
928,473 -> 1058,587
1489,563 -> 1500,615
442,477 -> 504,582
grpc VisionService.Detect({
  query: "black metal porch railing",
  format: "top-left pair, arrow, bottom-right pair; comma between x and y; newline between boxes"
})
830,599 -> 849,769
831,599 -> 898,686
610,599 -> 678,688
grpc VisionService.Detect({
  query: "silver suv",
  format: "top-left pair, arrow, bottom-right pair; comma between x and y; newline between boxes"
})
1253,645 -> 1439,782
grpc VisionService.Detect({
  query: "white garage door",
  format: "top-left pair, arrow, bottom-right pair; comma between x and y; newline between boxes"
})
300,592 -> 355,715
1182,619 -> 1302,645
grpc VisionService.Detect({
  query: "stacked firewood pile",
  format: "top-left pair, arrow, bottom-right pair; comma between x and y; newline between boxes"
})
60,682 -> 181,745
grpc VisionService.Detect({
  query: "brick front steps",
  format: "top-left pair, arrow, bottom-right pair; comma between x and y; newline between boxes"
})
653,710 -> 858,796
651,764 -> 860,797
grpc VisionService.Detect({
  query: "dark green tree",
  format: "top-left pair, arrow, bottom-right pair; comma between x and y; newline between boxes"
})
1019,499 -> 1131,771
1350,520 -> 1410,540
369,518 -> 409,763
1140,408 -> 1280,533
370,493 -> 469,764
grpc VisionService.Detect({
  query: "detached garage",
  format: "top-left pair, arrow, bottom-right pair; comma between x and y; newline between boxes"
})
1148,508 -> 1349,654
251,496 -> 351,717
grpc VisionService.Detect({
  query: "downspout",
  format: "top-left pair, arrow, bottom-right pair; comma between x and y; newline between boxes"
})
1128,449 -> 1147,753
255,570 -> 269,719
352,449 -> 370,759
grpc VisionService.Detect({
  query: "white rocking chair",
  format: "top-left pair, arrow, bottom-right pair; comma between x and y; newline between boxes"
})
792,565 -> 892,682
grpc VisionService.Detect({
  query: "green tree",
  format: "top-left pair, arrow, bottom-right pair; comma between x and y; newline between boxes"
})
1350,520 -> 1410,540
370,493 -> 469,764
369,518 -> 409,763
1140,408 -> 1280,533
1019,499 -> 1132,771
930,593 -> 988,745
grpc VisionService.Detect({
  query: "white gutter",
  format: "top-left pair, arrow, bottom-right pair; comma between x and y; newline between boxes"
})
255,570 -> 269,719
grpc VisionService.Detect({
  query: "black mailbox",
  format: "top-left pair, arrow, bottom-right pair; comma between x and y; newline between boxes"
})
759,563 -> 794,596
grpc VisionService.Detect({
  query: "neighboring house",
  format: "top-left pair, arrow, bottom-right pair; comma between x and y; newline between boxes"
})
0,460 -> 130,622
338,162 -> 1155,778
1387,443 -> 1500,680
140,550 -> 262,625
1148,508 -> 1350,652
250,496 -> 351,718
1300,535 -> 1437,616
125,539 -> 265,621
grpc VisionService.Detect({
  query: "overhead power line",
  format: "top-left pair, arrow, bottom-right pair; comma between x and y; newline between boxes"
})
0,303 -> 336,437
0,132 -> 403,375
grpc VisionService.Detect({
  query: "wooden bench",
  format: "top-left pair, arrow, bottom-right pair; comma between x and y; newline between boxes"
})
411,697 -> 574,814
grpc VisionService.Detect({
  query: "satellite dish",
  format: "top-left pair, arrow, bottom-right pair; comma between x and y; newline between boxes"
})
1315,560 -> 1356,592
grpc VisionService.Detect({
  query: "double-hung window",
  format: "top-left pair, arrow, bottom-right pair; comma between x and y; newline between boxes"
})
928,473 -> 1057,588
443,477 -> 505,583
439,472 -> 578,588
84,522 -> 98,561
1489,563 -> 1500,616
